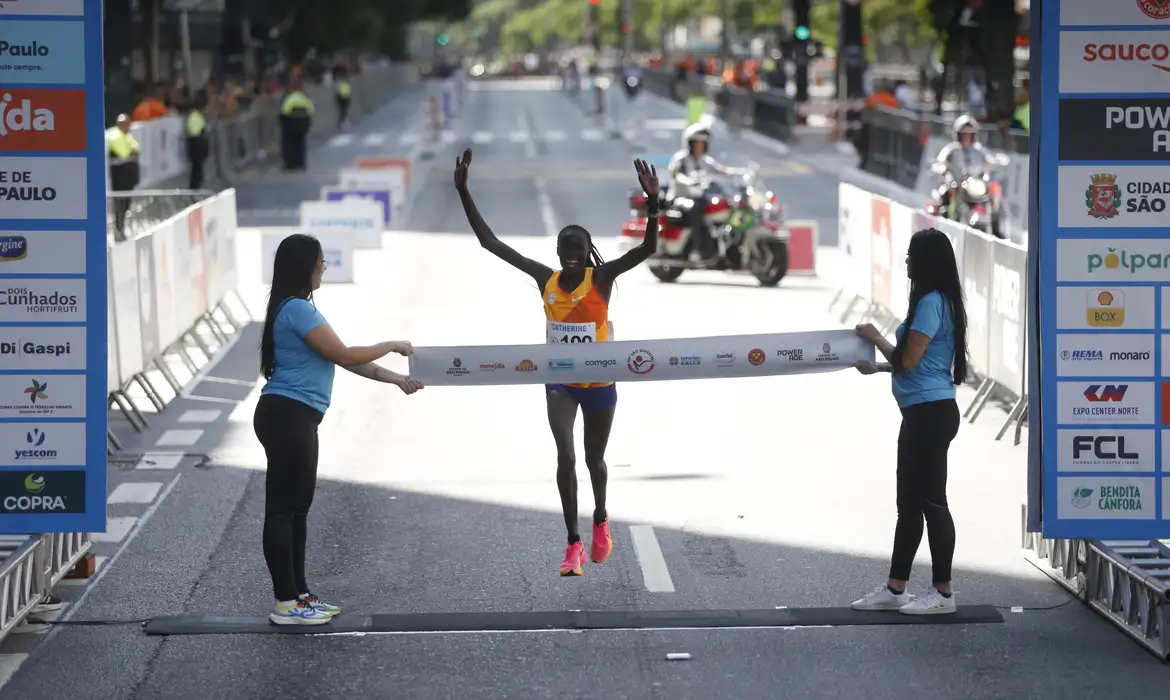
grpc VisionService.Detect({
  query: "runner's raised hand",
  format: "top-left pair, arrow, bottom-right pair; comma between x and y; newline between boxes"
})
634,159 -> 659,198
454,148 -> 473,189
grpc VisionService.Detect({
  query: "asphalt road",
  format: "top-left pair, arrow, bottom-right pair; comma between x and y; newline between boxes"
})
1,79 -> 1166,700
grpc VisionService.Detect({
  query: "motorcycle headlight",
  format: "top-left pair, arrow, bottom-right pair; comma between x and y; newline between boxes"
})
964,179 -> 988,198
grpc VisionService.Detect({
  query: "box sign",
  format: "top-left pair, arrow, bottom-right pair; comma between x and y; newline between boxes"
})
320,187 -> 391,226
339,167 -> 406,207
299,199 -> 382,249
261,231 -> 355,285
1035,4 -> 1170,539
0,2 -> 108,534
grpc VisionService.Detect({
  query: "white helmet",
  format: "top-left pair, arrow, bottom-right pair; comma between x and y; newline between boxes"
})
682,123 -> 710,149
952,114 -> 979,141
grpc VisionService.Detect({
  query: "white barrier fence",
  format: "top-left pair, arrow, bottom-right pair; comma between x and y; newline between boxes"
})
832,182 -> 1028,445
107,188 -> 251,448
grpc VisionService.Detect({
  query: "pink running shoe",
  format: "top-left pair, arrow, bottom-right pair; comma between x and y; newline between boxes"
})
559,541 -> 586,576
591,519 -> 613,564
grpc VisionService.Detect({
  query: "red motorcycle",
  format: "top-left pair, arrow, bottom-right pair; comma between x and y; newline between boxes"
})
619,169 -> 790,287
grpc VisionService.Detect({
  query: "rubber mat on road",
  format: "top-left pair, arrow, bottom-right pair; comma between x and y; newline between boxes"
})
143,606 -> 1002,635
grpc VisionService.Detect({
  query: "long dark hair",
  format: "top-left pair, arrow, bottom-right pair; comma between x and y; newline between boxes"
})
260,234 -> 322,379
558,225 -> 606,268
890,228 -> 969,385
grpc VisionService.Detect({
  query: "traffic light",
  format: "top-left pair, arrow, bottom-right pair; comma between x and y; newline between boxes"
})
436,34 -> 449,45
794,25 -> 810,41
792,0 -> 811,103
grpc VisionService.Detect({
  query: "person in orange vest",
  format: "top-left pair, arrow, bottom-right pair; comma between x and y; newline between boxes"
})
855,82 -> 901,167
131,83 -> 168,122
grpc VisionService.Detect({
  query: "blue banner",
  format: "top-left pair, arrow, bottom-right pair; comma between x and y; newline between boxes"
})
1037,0 -> 1170,538
320,187 -> 392,225
0,0 -> 107,534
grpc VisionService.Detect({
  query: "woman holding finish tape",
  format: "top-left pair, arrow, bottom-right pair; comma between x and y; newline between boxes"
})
454,149 -> 659,577
256,233 -> 425,625
851,227 -> 969,615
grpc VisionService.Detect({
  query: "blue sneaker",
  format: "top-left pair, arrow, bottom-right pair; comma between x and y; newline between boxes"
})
300,593 -> 341,616
269,599 -> 331,625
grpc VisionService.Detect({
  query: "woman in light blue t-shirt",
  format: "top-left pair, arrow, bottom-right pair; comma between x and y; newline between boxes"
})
851,228 -> 970,617
255,233 -> 425,626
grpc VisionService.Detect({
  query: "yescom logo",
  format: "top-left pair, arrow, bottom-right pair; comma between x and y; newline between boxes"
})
1087,289 -> 1125,327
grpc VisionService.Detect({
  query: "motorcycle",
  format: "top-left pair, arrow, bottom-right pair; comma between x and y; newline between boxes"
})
925,154 -> 1010,239
618,167 -> 790,287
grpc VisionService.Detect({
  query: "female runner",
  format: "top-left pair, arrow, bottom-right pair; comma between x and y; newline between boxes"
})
454,148 -> 660,576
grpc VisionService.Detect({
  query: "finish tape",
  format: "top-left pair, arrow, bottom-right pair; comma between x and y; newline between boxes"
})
408,329 -> 875,386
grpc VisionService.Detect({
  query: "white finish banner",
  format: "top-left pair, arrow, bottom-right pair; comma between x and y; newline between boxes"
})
300,200 -> 383,248
408,330 -> 875,386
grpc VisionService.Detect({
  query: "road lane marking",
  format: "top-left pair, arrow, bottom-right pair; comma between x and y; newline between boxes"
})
108,482 -> 163,505
362,133 -> 386,146
629,525 -> 675,593
93,516 -> 138,541
546,130 -> 566,141
134,452 -> 184,470
327,134 -> 353,147
581,128 -> 603,141
509,131 -> 529,142
471,131 -> 493,144
155,429 -> 203,447
519,112 -> 537,160
0,654 -> 28,690
178,409 -> 221,423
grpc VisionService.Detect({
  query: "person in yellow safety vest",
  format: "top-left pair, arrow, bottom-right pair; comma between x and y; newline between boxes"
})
334,66 -> 353,130
185,92 -> 210,190
280,77 -> 315,171
1010,78 -> 1030,132
106,114 -> 141,237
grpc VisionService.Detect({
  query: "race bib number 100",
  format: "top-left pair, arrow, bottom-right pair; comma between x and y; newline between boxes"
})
547,321 -> 596,343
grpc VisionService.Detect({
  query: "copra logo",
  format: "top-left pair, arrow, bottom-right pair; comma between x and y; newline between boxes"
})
1087,247 -> 1170,275
0,93 -> 55,137
14,427 -> 54,460
2,472 -> 67,512
0,41 -> 49,58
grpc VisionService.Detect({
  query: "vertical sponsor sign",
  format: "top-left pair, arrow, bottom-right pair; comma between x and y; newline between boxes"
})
963,231 -> 993,375
870,196 -> 893,311
988,241 -> 1027,395
0,0 -> 107,533
1036,0 -> 1170,538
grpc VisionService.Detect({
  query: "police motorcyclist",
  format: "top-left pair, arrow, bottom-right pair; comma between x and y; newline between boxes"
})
668,123 -> 751,262
931,114 -> 1005,213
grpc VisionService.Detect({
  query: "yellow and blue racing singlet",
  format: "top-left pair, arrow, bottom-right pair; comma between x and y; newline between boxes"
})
544,268 -> 612,389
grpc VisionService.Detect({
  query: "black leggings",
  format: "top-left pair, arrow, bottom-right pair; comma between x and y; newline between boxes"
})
253,394 -> 324,601
889,399 -> 960,584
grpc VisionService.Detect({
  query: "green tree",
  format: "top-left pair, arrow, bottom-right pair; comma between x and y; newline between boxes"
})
810,0 -> 936,61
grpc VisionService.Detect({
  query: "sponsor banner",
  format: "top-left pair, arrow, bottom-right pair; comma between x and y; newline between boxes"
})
988,240 -> 1026,393
0,325 -> 85,370
299,199 -> 382,248
0,373 -> 84,419
1058,165 -> 1170,228
109,241 -> 143,382
353,156 -> 411,191
0,470 -> 86,516
0,20 -> 86,83
1056,238 -> 1170,283
0,422 -> 85,466
1059,31 -> 1170,95
135,233 -> 159,364
0,230 -> 85,274
130,116 -> 185,188
339,168 -> 406,210
185,205 -> 208,326
1057,286 -> 1156,330
0,88 -> 86,152
1056,381 -> 1156,425
1056,429 -> 1156,473
1056,476 -> 1157,521
0,0 -> 84,16
1059,99 -> 1170,161
1062,0 -> 1170,27
837,183 -> 871,301
1055,333 -> 1156,377
261,230 -> 355,284
408,330 -> 875,386
106,263 -> 117,392
869,195 -> 893,311
962,229 -> 993,375
152,219 -> 180,351
321,187 -> 392,227
0,277 -> 84,322
0,156 -> 86,219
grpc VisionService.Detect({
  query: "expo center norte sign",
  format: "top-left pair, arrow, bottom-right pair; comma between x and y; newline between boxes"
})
0,0 -> 108,534
1032,0 -> 1170,539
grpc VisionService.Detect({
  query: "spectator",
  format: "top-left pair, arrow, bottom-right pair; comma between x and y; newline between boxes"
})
131,83 -> 168,122
184,93 -> 210,190
1010,78 -> 1029,131
106,114 -> 141,237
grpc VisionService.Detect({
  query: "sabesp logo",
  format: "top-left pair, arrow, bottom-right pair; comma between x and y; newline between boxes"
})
0,89 -> 85,152
1083,41 -> 1170,73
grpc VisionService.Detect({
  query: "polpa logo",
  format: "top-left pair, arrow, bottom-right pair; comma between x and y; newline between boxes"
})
1086,248 -> 1170,275
1071,487 -> 1094,509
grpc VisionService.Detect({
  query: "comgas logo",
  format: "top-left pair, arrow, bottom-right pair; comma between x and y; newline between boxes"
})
1082,41 -> 1170,72
1086,247 -> 1170,274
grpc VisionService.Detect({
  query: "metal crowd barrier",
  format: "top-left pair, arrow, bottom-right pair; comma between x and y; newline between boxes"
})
0,533 -> 93,643
861,107 -> 1030,190
107,189 -> 215,243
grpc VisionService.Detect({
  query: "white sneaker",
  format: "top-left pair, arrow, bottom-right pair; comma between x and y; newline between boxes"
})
851,584 -> 913,611
899,587 -> 956,615
269,599 -> 332,625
